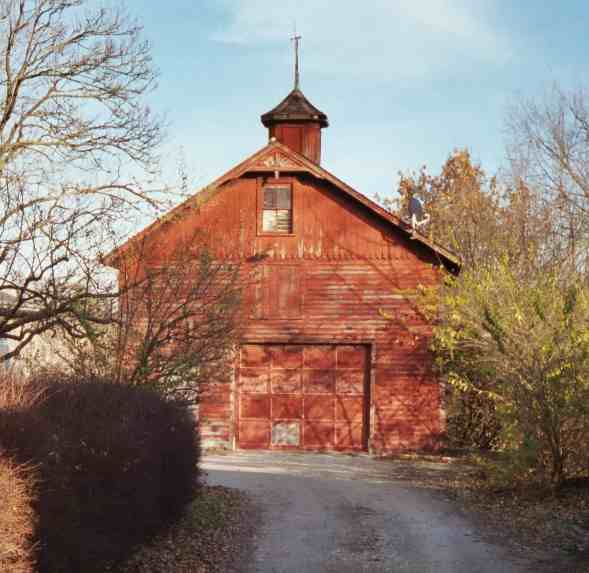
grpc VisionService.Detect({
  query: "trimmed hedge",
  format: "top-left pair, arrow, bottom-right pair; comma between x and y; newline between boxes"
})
0,375 -> 200,573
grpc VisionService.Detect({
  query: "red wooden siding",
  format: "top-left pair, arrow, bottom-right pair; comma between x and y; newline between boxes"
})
252,265 -> 302,319
127,169 -> 445,453
269,122 -> 322,164
237,344 -> 368,450
237,261 -> 442,452
140,175 -> 439,266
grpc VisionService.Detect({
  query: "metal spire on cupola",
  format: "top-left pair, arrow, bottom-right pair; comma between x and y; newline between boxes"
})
260,31 -> 328,164
292,30 -> 301,90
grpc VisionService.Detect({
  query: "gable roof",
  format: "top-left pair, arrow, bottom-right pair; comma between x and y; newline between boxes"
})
103,140 -> 461,270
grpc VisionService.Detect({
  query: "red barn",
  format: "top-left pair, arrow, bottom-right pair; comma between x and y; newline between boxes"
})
106,82 -> 459,455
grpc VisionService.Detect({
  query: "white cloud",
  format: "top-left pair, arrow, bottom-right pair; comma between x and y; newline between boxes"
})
212,0 -> 511,81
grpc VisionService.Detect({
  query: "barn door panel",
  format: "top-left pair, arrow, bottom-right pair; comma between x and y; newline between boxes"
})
236,343 -> 368,451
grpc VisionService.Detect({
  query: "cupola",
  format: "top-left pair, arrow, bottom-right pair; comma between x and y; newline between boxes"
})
260,35 -> 328,165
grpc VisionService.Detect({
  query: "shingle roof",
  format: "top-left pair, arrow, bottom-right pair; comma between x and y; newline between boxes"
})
261,88 -> 328,128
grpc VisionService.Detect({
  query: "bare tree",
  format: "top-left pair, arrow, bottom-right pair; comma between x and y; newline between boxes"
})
43,231 -> 248,402
505,84 -> 589,272
114,241 -> 244,401
0,0 -> 165,360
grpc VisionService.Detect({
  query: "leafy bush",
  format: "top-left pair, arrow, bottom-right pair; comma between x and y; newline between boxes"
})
0,458 -> 36,573
0,373 -> 200,572
427,262 -> 589,488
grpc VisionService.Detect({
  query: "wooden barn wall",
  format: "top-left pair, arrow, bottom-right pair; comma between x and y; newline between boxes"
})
137,173 -> 445,453
140,174 -> 440,266
268,123 -> 322,164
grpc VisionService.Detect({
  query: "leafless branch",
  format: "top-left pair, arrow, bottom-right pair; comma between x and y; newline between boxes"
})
0,0 -> 167,359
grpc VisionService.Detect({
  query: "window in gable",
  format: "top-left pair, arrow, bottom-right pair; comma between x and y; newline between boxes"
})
261,185 -> 292,233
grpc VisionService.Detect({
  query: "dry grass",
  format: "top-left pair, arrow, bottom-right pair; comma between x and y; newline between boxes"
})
0,459 -> 36,573
0,371 -> 46,411
0,372 -> 40,572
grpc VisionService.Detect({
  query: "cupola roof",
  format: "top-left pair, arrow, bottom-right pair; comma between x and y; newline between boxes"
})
261,88 -> 328,128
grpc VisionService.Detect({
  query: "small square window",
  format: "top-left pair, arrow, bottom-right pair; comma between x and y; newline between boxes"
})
262,185 -> 292,233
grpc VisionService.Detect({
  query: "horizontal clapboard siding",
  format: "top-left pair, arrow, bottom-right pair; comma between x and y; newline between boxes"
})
199,260 -> 443,452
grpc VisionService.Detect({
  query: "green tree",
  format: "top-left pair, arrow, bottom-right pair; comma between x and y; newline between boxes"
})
390,98 -> 589,472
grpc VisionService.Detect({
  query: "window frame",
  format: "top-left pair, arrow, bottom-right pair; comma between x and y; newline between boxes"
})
257,178 -> 295,236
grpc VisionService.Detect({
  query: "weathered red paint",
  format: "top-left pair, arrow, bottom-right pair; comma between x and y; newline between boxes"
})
261,87 -> 328,165
105,86 -> 459,454
268,122 -> 322,164
237,343 -> 368,450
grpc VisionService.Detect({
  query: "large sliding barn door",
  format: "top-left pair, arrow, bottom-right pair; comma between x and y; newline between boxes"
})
236,344 -> 369,450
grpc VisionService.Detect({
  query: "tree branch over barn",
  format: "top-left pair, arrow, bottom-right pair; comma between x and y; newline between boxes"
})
67,236 -> 245,402
0,0 -> 165,359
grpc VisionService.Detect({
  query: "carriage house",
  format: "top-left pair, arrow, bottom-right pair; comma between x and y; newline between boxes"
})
105,80 -> 459,455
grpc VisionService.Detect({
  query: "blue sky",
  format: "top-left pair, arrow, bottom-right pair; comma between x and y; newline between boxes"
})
125,0 -> 589,202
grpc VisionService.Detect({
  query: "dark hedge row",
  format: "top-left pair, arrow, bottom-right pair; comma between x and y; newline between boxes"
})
0,375 -> 200,572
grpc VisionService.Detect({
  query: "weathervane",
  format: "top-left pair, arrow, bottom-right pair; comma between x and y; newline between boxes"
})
291,28 -> 301,90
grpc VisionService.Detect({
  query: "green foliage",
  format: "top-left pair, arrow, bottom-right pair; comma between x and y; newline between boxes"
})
471,445 -> 540,490
430,261 -> 589,487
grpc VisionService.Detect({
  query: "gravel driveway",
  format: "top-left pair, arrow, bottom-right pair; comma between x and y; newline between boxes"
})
202,451 -> 536,573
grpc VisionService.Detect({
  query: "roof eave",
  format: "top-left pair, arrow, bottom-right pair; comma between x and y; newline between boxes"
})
261,114 -> 329,127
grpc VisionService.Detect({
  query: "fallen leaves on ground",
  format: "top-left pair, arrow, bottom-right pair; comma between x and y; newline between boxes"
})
380,453 -> 589,571
447,477 -> 589,571
112,486 -> 258,573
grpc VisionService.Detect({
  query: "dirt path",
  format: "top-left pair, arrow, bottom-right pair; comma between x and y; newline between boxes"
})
202,452 -> 536,573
